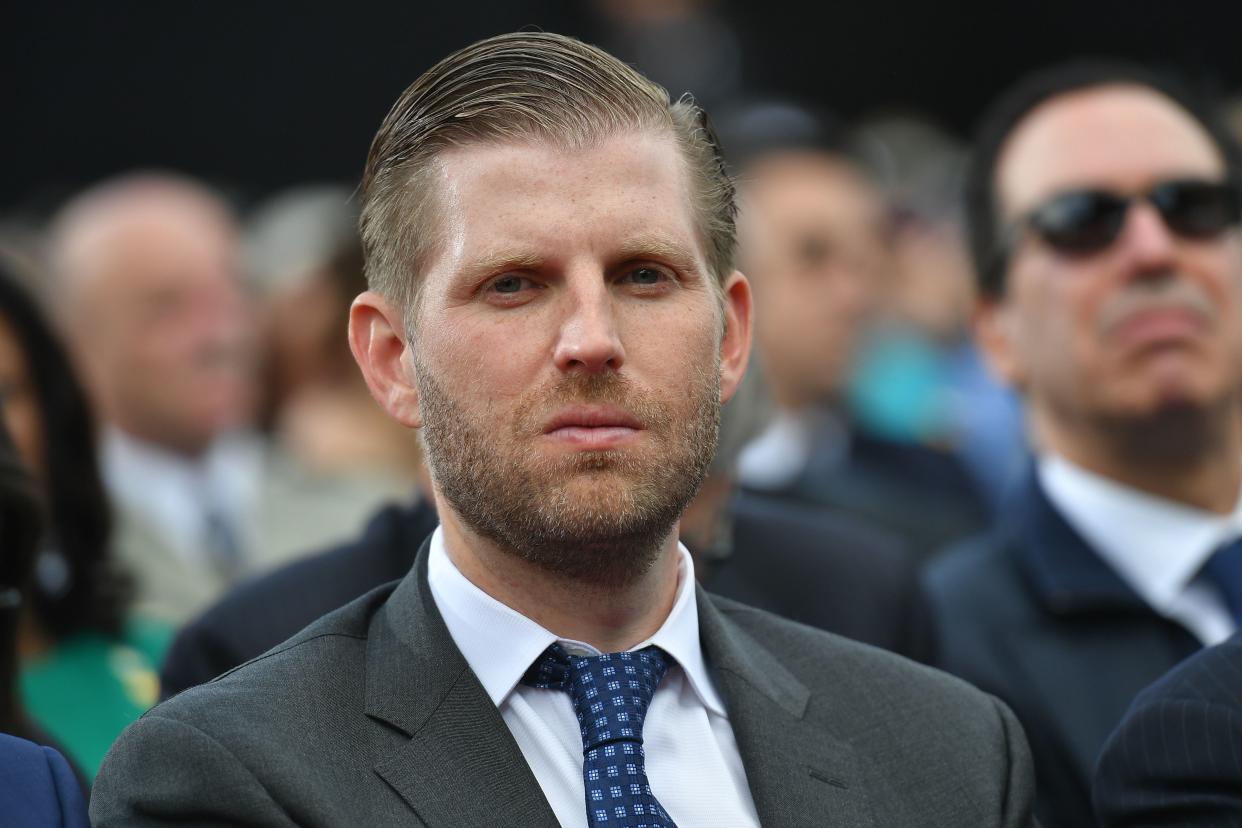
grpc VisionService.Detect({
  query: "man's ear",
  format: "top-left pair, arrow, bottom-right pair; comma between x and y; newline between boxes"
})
348,291 -> 422,428
975,296 -> 1025,389
718,271 -> 753,403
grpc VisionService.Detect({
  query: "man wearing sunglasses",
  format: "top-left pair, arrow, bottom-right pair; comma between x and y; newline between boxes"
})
924,61 -> 1242,828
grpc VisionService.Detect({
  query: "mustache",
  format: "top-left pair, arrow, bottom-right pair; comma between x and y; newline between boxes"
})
515,372 -> 664,434
1097,275 -> 1215,335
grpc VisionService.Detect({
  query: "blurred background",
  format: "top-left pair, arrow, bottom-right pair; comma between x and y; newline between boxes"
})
7,0 -> 1242,212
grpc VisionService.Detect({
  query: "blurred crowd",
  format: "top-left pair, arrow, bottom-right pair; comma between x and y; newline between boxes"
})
6,2 -> 1242,826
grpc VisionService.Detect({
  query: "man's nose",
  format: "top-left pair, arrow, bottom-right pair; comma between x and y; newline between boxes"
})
552,277 -> 626,374
1117,200 -> 1179,273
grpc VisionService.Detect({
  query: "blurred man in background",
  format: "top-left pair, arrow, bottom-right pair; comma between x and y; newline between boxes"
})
48,174 -> 258,623
245,186 -> 422,486
726,102 -> 989,555
47,173 -> 393,624
684,361 -> 934,663
926,62 -> 1242,827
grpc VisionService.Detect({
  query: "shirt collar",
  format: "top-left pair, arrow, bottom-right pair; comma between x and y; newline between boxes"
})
426,527 -> 726,716
1038,453 -> 1242,611
101,426 -> 262,556
736,406 -> 846,489
103,427 -> 261,497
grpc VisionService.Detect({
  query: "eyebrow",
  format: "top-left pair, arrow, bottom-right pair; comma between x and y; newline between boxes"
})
462,250 -> 545,279
462,235 -> 706,279
613,234 -> 705,276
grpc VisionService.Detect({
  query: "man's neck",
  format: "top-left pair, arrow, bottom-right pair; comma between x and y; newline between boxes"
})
437,511 -> 682,653
1035,404 -> 1242,514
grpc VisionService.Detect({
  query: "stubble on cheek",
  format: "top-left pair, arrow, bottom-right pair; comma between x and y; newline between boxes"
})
416,359 -> 721,587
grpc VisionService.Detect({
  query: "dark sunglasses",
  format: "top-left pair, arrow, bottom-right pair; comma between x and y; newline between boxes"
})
1001,177 -> 1242,260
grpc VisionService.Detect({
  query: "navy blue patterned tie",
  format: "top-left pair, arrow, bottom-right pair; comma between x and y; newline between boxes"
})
523,644 -> 677,827
1201,538 -> 1242,624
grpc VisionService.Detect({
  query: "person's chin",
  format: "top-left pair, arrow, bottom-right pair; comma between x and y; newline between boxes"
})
1113,378 -> 1219,423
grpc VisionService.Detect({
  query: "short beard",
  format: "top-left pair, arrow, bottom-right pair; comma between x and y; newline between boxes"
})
417,363 -> 720,589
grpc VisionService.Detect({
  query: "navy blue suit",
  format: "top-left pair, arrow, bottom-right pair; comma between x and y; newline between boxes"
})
1094,632 -> 1242,826
0,733 -> 89,827
924,472 -> 1200,828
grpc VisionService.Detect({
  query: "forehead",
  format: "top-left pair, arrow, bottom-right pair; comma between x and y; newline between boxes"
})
67,200 -> 238,298
427,130 -> 705,275
743,152 -> 885,234
996,84 -> 1226,216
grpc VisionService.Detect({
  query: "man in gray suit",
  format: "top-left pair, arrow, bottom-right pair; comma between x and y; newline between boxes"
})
92,31 -> 1035,827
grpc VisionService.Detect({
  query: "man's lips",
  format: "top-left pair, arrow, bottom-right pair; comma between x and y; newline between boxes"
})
542,406 -> 643,449
1108,305 -> 1207,347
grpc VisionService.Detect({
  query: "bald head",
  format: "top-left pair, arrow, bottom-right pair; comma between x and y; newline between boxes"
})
49,174 -> 257,456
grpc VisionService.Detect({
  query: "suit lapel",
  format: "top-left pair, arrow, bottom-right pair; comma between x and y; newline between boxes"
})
1011,474 -> 1152,614
699,589 -> 878,828
365,543 -> 559,828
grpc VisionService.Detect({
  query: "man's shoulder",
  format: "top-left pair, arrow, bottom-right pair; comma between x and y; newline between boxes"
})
1133,631 -> 1242,709
923,530 -> 1032,620
160,579 -> 397,715
728,490 -> 912,581
707,592 -> 1000,717
925,525 -> 1017,581
717,490 -> 925,654
1093,635 -> 1242,826
93,569 -> 448,827
0,734 -> 89,828
705,594 -> 1035,824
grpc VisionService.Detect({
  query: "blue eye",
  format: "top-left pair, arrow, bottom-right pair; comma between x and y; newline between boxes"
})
492,275 -> 526,293
628,267 -> 664,285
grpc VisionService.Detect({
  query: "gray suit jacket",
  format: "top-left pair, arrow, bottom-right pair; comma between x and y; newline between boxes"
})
92,543 -> 1035,827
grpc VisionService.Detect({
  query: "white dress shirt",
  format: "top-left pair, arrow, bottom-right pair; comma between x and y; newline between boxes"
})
101,426 -> 261,567
1040,453 -> 1242,645
427,528 -> 760,827
736,407 -> 847,490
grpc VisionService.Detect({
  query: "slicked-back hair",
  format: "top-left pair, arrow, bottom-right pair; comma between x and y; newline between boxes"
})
964,59 -> 1242,299
359,31 -> 736,327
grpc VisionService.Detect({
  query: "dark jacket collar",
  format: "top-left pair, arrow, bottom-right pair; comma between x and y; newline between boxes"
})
1006,470 -> 1149,615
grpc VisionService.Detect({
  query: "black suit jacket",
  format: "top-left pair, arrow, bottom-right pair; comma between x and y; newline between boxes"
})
95,542 -> 1036,827
1094,632 -> 1242,826
923,473 -> 1201,828
163,491 -> 932,697
707,490 -> 934,663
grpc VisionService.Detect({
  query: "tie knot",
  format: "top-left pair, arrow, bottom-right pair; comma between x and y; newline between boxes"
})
523,644 -> 671,751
